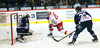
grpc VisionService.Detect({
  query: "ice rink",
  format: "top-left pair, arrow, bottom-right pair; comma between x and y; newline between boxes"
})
1,22 -> 100,48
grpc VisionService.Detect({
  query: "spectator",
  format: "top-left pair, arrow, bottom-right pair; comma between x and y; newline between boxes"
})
36,0 -> 41,6
68,0 -> 74,8
2,2 -> 6,8
62,0 -> 68,6
24,2 -> 29,7
68,0 -> 73,5
63,1 -> 68,6
84,2 -> 88,8
96,0 -> 100,5
73,0 -> 81,8
31,0 -> 34,6
7,3 -> 12,8
48,0 -> 53,6
41,0 -> 45,6
58,0 -> 63,6
53,1 -> 58,6
31,0 -> 35,7
62,0 -> 66,3
34,1 -> 37,6
15,2 -> 19,10
45,1 -> 49,6
7,3 -> 12,11
28,1 -> 33,7
90,0 -> 96,5
0,2 -> 2,8
15,2 -> 19,7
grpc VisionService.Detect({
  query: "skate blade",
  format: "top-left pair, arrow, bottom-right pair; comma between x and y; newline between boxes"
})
93,40 -> 98,43
47,36 -> 52,38
67,43 -> 74,46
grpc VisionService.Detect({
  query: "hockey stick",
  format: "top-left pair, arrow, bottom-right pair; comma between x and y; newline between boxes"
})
47,20 -> 75,42
52,30 -> 75,42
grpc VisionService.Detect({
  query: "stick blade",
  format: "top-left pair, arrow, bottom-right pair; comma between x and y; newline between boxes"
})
52,36 -> 59,42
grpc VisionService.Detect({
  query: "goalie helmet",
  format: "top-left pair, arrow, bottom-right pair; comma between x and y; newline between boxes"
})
23,13 -> 27,17
75,6 -> 82,11
23,13 -> 30,18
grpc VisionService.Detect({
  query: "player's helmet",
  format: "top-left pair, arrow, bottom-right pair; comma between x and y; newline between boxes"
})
26,14 -> 30,18
75,6 -> 82,11
47,9 -> 52,12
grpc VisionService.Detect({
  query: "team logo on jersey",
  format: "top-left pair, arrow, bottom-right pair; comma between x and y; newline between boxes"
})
59,26 -> 63,29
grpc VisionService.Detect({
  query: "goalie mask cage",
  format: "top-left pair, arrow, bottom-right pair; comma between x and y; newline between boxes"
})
0,13 -> 18,45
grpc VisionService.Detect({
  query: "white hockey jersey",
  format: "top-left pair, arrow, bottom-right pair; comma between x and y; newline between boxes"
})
79,10 -> 92,22
74,10 -> 92,25
49,12 -> 61,25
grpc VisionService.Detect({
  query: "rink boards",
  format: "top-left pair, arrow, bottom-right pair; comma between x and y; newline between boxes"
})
0,8 -> 100,46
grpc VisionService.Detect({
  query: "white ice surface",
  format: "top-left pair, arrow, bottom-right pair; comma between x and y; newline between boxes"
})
1,22 -> 100,48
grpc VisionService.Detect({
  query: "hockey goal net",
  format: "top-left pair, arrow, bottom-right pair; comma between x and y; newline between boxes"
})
0,13 -> 18,45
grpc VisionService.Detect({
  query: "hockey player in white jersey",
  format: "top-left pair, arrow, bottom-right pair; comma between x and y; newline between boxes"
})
68,6 -> 98,45
46,9 -> 67,36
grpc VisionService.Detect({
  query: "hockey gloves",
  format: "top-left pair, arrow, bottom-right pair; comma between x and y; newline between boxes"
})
76,24 -> 82,30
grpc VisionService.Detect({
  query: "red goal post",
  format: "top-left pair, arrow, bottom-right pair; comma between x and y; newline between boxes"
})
0,13 -> 18,45
10,13 -> 18,45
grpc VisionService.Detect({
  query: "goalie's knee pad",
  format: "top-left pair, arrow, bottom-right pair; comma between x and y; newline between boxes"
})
49,28 -> 53,31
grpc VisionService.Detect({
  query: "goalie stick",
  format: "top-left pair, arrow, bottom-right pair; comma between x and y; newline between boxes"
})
52,30 -> 75,42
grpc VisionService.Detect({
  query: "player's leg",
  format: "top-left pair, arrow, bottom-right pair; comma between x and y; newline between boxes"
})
19,29 -> 33,43
16,28 -> 25,43
23,29 -> 30,35
21,29 -> 30,42
48,24 -> 53,36
68,30 -> 81,45
68,24 -> 86,45
87,21 -> 98,42
19,29 -> 28,40
56,22 -> 67,35
16,28 -> 22,40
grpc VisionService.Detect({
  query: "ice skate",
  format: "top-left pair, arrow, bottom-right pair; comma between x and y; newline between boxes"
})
16,37 -> 20,41
17,38 -> 25,43
68,39 -> 76,45
68,41 -> 75,45
92,35 -> 98,42
47,33 -> 52,36
16,35 -> 21,41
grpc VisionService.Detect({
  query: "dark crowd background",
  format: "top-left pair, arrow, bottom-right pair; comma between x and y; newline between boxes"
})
0,0 -> 100,10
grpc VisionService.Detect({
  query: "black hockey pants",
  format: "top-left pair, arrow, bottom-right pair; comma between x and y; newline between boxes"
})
73,20 -> 96,39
